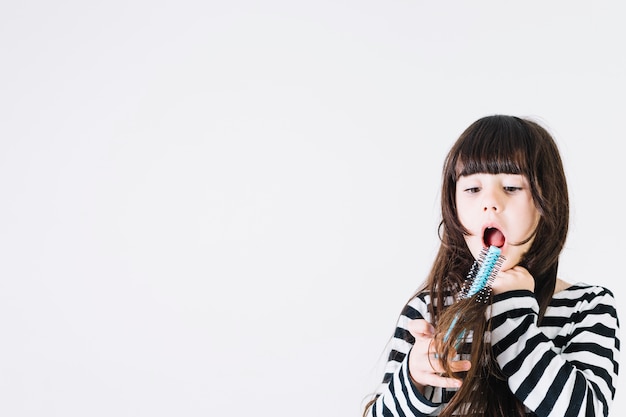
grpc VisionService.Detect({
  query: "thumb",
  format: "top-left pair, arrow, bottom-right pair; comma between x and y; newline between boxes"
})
407,319 -> 435,338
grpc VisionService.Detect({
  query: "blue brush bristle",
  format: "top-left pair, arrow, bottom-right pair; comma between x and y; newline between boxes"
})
465,246 -> 502,297
443,245 -> 505,345
458,245 -> 504,302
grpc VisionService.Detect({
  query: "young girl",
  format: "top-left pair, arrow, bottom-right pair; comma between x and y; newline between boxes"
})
362,115 -> 620,417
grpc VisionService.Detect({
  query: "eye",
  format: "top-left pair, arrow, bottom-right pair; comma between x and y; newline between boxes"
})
503,186 -> 523,193
464,187 -> 481,194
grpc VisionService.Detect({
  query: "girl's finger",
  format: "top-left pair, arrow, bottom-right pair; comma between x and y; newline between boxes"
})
407,319 -> 435,337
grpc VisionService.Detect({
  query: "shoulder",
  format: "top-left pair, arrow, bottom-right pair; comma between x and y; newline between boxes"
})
400,292 -> 431,322
401,289 -> 456,321
550,281 -> 618,315
554,281 -> 616,300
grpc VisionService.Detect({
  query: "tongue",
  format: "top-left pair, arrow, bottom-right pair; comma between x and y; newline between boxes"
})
485,228 -> 505,248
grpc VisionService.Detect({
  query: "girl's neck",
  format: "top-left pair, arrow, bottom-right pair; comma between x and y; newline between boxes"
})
554,278 -> 571,294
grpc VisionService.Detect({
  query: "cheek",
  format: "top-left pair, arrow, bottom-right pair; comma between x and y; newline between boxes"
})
457,208 -> 480,232
455,199 -> 474,227
525,207 -> 541,233
512,201 -> 540,231
465,236 -> 484,260
456,212 -> 471,232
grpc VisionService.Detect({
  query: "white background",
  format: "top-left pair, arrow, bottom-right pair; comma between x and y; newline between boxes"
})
1,1 -> 624,416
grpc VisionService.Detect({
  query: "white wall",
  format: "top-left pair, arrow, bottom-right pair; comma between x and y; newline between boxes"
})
1,1 -> 624,416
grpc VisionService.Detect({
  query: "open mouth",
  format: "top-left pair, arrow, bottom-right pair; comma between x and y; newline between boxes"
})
483,227 -> 505,248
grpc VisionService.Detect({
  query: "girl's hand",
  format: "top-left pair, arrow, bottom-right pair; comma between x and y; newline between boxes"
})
491,265 -> 535,295
406,319 -> 471,393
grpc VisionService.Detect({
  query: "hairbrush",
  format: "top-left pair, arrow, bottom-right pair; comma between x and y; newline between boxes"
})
443,245 -> 505,345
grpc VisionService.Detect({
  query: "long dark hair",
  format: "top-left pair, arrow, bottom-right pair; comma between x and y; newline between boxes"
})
428,115 -> 569,416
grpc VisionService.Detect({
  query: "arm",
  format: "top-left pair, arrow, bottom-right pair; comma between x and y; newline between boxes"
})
488,286 -> 620,417
364,295 -> 443,417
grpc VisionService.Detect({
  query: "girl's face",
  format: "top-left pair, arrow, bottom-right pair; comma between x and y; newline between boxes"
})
455,173 -> 540,271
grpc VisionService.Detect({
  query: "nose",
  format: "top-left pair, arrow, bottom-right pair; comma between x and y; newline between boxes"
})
482,189 -> 502,212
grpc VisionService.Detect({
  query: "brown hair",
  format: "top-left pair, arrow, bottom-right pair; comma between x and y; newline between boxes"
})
362,115 -> 569,417
429,115 -> 569,416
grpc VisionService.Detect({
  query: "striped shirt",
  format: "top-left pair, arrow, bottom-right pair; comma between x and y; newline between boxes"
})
366,283 -> 620,417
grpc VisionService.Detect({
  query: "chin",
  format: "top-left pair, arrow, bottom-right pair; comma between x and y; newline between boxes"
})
499,248 -> 525,271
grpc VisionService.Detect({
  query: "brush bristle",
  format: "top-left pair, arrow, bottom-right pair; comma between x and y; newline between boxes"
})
458,245 -> 504,302
443,246 -> 505,345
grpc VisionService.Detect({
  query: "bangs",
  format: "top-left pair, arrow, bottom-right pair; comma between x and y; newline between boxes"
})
453,119 -> 532,178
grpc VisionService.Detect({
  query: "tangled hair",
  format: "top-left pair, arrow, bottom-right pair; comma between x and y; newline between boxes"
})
428,115 -> 569,416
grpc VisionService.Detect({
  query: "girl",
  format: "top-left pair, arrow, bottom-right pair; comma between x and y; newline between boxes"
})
362,115 -> 620,417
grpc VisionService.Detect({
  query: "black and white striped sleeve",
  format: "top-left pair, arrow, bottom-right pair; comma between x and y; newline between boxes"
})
366,294 -> 445,416
488,285 -> 620,417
